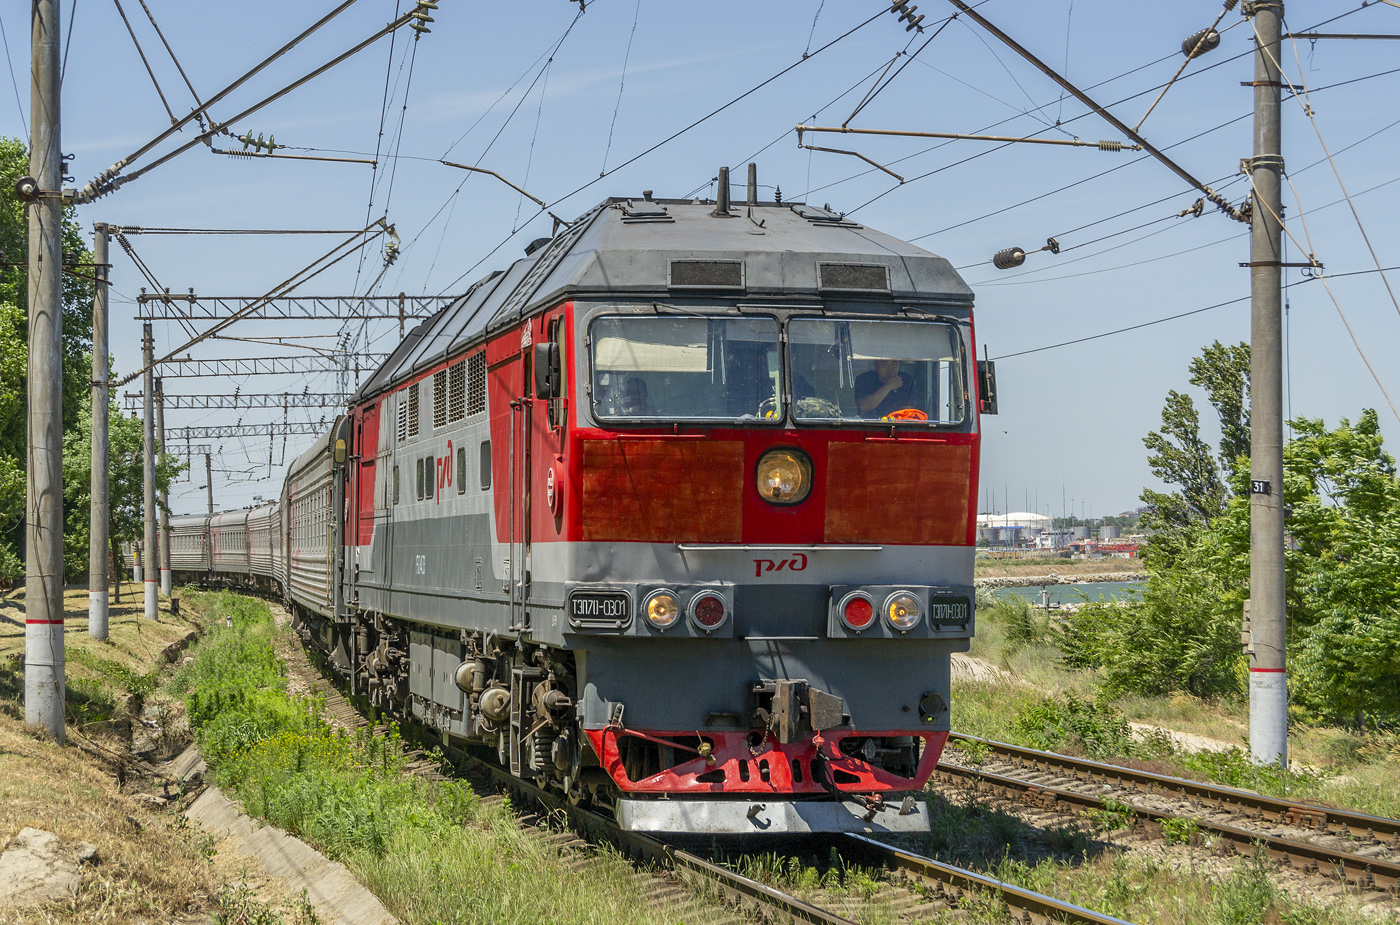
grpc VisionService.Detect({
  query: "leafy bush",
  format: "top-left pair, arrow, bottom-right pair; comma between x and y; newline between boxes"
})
1010,694 -> 1138,760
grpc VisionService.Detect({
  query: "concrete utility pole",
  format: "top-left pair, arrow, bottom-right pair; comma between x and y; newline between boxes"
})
24,0 -> 65,742
205,453 -> 214,515
155,377 -> 171,597
1247,1 -> 1288,767
142,325 -> 158,620
89,224 -> 111,641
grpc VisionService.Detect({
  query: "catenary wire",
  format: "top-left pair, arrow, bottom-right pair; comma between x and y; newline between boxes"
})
434,4 -> 896,297
111,0 -> 178,123
601,0 -> 642,175
1276,21 -> 1400,323
0,10 -> 27,143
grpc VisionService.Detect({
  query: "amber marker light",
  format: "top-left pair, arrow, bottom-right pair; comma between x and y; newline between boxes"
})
644,590 -> 681,629
755,448 -> 813,506
884,591 -> 922,632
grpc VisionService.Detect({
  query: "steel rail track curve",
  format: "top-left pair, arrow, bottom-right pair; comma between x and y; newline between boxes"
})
841,835 -> 1138,925
941,734 -> 1400,897
947,733 -> 1400,846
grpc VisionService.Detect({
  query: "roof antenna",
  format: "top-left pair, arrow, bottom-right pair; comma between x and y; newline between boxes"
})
747,163 -> 758,205
713,166 -> 731,216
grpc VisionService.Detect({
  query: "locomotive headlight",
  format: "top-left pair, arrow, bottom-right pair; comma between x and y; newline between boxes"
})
884,591 -> 922,632
755,449 -> 813,506
644,590 -> 681,630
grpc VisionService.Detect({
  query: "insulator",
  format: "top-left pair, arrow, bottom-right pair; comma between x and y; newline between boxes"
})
905,13 -> 925,31
411,9 -> 434,22
993,247 -> 1027,270
415,0 -> 439,7
410,20 -> 431,34
1097,140 -> 1123,152
1182,28 -> 1220,59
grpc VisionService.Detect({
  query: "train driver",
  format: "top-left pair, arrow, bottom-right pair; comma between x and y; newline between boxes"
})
855,359 -> 916,418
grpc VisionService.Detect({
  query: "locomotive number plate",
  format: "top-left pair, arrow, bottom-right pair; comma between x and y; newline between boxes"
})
568,589 -> 632,630
927,595 -> 972,627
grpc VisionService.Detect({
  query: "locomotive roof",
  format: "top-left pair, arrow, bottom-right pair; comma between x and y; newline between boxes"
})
353,197 -> 973,403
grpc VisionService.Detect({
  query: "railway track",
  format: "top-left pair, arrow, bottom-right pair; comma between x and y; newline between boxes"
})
280,609 -> 1141,924
940,732 -> 1400,898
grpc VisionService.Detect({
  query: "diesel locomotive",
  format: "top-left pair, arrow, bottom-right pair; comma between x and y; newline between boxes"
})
153,182 -> 996,835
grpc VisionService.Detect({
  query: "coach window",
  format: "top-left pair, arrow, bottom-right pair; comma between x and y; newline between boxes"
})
393,465 -> 399,504
416,458 -> 424,501
425,455 -> 435,500
457,447 -> 467,494
479,440 -> 492,490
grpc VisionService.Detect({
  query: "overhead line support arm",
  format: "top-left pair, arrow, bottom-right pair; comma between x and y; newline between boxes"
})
939,0 -> 1249,223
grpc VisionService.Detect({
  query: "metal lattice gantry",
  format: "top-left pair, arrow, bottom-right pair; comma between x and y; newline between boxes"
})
134,293 -> 455,321
124,391 -> 351,411
141,354 -> 388,378
165,421 -> 330,440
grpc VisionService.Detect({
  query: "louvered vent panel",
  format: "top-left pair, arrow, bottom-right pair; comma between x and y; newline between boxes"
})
818,263 -> 889,292
448,362 -> 466,422
467,352 -> 486,416
669,260 -> 744,289
433,371 -> 448,428
396,393 -> 408,443
408,384 -> 419,438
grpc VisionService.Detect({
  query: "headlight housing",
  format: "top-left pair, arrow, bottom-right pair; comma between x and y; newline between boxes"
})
755,448 -> 814,506
643,590 -> 681,630
884,591 -> 922,632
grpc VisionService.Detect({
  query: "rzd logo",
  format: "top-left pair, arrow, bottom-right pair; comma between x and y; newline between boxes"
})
753,553 -> 807,578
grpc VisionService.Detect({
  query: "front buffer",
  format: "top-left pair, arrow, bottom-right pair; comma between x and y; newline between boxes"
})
574,625 -> 966,835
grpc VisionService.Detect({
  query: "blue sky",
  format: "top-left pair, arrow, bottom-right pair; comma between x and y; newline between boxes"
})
5,0 -> 1398,517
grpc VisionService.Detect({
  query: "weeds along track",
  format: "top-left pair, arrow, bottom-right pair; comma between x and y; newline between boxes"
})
278,607 -> 1141,924
940,733 -> 1400,900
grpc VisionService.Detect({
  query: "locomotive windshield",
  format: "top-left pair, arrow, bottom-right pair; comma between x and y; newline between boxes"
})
787,318 -> 967,425
590,316 -> 783,421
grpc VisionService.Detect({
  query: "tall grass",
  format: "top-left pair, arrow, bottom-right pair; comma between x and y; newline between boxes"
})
175,590 -> 667,925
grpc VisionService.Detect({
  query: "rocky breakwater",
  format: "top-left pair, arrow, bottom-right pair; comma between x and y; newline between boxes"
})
975,571 -> 1147,589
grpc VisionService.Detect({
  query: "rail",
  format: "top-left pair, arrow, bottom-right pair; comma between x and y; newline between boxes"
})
947,733 -> 1400,844
843,834 -> 1138,925
942,733 -> 1400,894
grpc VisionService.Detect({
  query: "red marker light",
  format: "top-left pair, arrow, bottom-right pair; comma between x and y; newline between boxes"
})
692,593 -> 727,628
842,594 -> 875,630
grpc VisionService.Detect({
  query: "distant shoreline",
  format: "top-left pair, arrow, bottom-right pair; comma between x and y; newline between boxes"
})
975,572 -> 1147,588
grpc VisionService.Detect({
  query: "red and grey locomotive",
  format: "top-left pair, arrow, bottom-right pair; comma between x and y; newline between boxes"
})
162,184 -> 993,835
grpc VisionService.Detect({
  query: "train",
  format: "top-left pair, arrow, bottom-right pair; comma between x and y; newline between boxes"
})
139,180 -> 997,835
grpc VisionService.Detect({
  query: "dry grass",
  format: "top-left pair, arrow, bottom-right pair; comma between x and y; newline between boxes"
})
0,583 -> 195,665
0,584 -> 227,924
0,718 -> 221,924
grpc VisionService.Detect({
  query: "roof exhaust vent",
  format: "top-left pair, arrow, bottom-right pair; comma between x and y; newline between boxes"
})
747,163 -> 757,205
713,166 -> 732,216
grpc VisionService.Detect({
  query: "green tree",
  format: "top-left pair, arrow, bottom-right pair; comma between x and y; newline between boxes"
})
0,136 -> 98,579
1283,411 -> 1400,723
1189,340 -> 1251,472
63,402 -> 183,581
